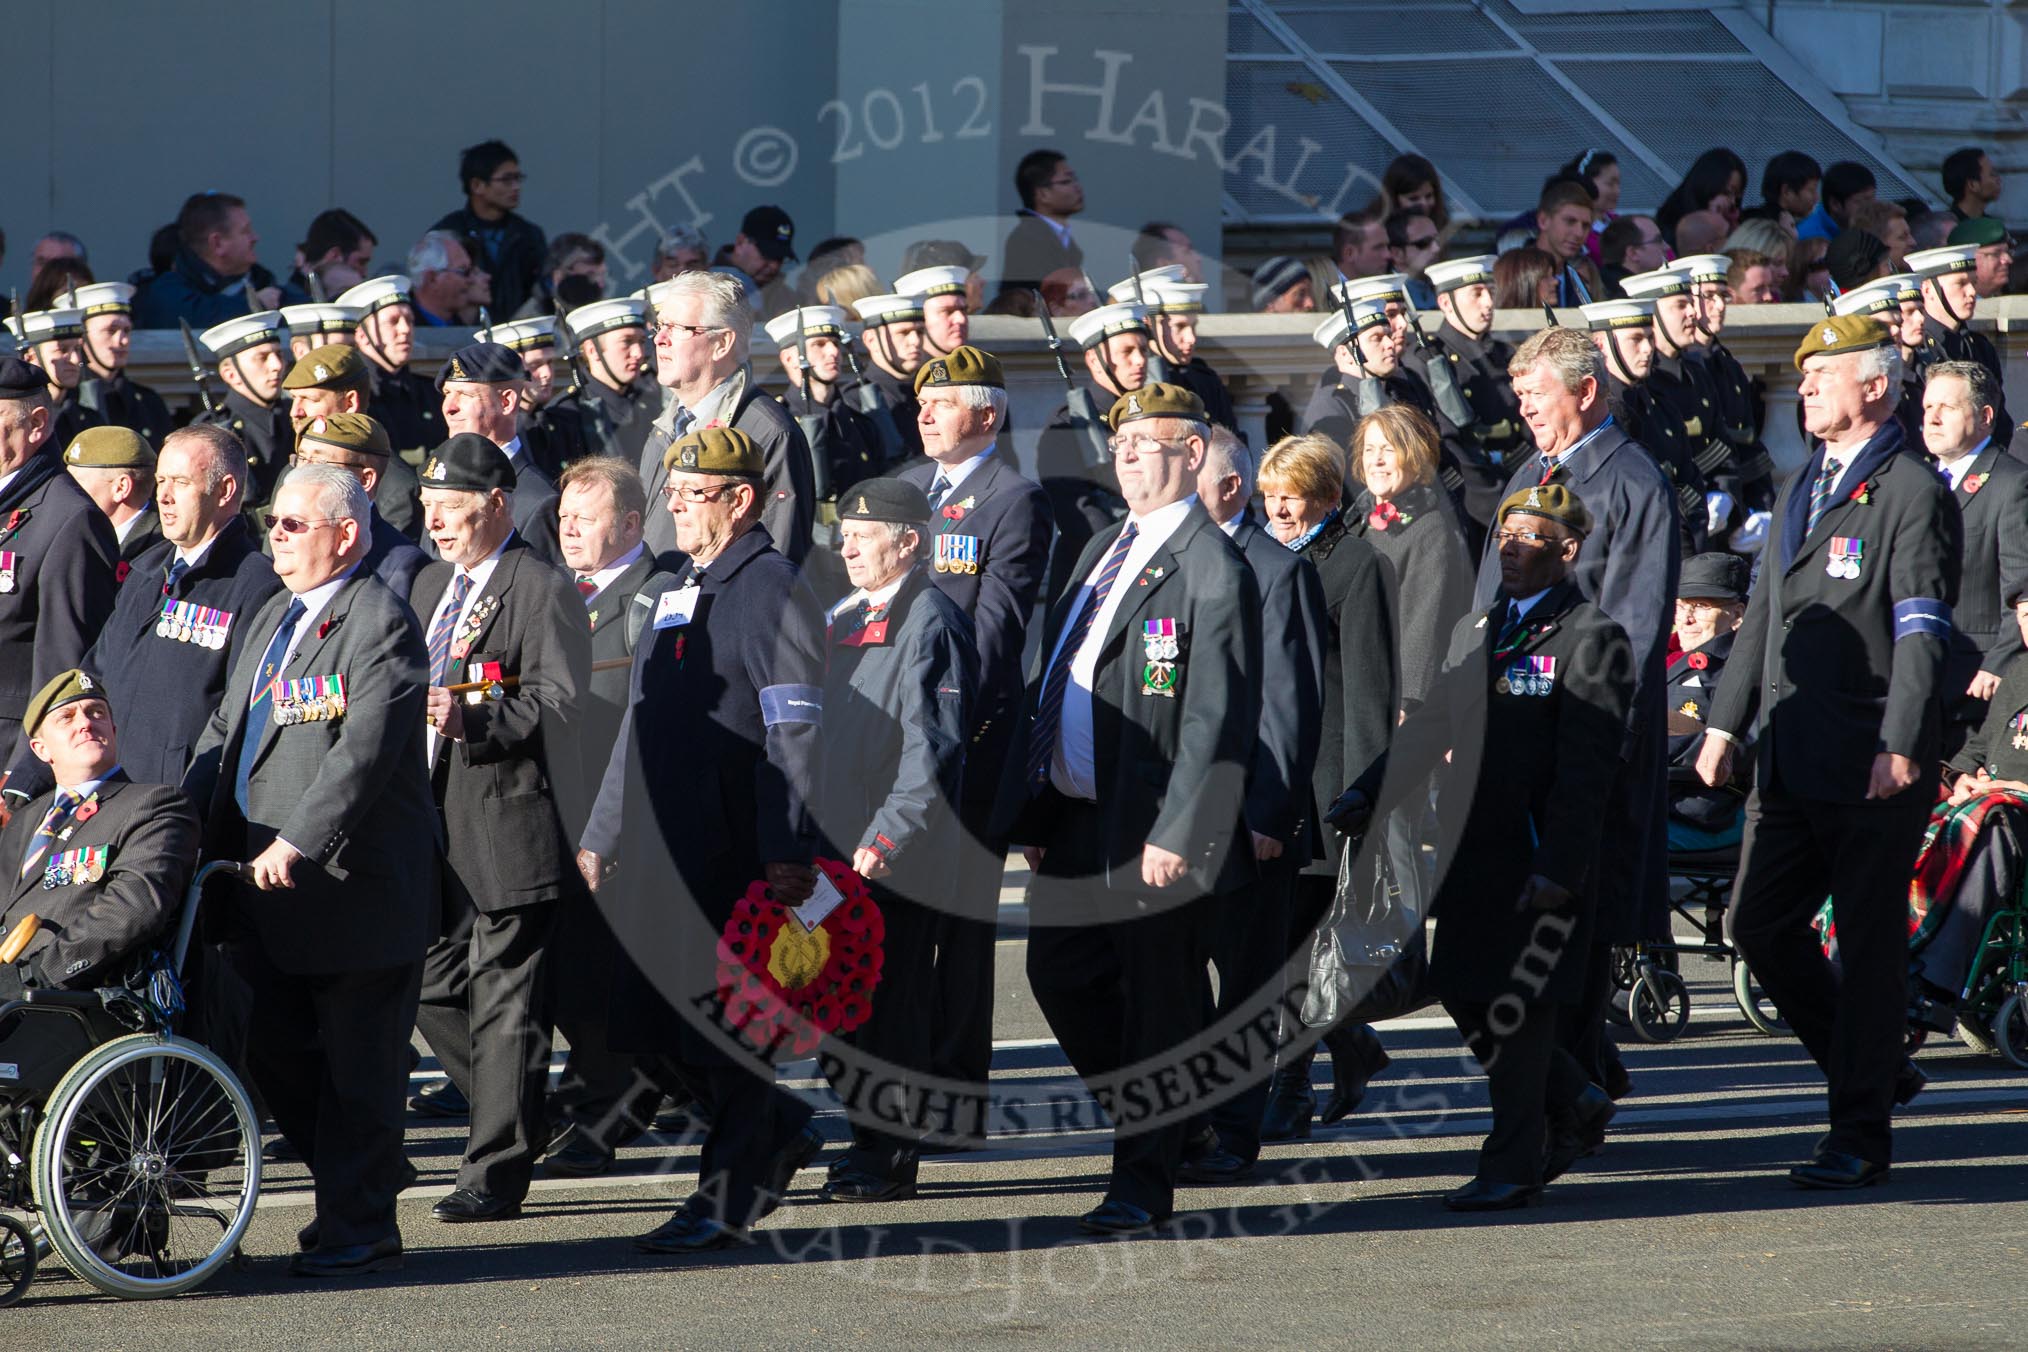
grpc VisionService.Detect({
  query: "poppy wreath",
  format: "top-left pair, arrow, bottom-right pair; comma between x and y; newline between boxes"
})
715,856 -> 886,1057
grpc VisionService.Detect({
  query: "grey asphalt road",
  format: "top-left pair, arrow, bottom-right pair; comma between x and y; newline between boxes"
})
8,908 -> 2027,1350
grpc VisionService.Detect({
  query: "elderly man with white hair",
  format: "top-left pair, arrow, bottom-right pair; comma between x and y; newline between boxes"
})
408,230 -> 489,327
638,269 -> 815,565
1698,315 -> 1959,1193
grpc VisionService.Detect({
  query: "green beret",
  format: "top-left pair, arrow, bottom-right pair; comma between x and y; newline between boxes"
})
1497,482 -> 1593,538
282,344 -> 369,393
298,412 -> 391,458
1106,381 -> 1207,431
420,433 -> 518,494
1792,313 -> 1891,372
63,425 -> 153,470
913,344 -> 1005,394
1948,216 -> 2009,248
838,477 -> 930,525
665,426 -> 764,477
25,669 -> 107,737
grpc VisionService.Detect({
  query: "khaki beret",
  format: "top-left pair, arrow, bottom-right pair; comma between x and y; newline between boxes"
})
1792,313 -> 1891,372
1106,381 -> 1207,431
1497,482 -> 1593,538
665,426 -> 764,477
63,425 -> 154,470
913,344 -> 1005,394
25,669 -> 107,737
282,344 -> 369,392
298,412 -> 392,458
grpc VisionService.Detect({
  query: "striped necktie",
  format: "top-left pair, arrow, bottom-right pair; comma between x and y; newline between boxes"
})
926,473 -> 953,512
428,573 -> 474,686
20,789 -> 82,880
1025,522 -> 1140,789
1805,458 -> 1841,536
1537,454 -> 1559,486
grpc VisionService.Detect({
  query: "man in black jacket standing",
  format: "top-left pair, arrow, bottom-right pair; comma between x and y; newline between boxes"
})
1003,383 -> 1261,1236
1699,316 -> 1959,1190
433,140 -> 546,321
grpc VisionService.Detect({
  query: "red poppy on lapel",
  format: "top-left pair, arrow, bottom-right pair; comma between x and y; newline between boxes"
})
75,799 -> 99,823
1687,651 -> 1709,670
317,618 -> 336,639
1966,473 -> 1988,495
114,560 -> 130,584
1848,479 -> 1874,505
1368,500 -> 1402,532
942,503 -> 967,522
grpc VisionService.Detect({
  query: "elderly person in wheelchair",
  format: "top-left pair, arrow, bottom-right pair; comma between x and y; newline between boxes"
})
1666,553 -> 1752,851
0,670 -> 197,998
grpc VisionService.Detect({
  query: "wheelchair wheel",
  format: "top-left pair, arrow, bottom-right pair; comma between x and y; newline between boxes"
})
1731,958 -> 1787,1037
29,1033 -> 260,1300
1957,1015 -> 1999,1057
0,1213 -> 34,1306
1626,967 -> 1692,1043
1997,993 -> 2028,1072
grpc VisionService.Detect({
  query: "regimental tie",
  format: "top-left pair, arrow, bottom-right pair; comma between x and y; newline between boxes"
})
427,573 -> 474,685
926,473 -> 953,513
1537,454 -> 1559,487
1026,522 -> 1139,788
576,576 -> 598,602
1806,458 -> 1841,536
20,789 -> 82,880
234,597 -> 306,814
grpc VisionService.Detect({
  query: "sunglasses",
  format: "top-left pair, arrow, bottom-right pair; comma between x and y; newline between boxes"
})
264,514 -> 342,534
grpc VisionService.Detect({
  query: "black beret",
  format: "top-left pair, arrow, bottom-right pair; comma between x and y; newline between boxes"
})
1824,227 -> 1888,292
838,477 -> 931,525
1677,551 -> 1751,603
419,433 -> 518,494
0,357 -> 49,400
434,342 -> 529,392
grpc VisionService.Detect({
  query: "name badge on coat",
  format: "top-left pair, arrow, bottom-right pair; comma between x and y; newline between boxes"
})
654,585 -> 700,629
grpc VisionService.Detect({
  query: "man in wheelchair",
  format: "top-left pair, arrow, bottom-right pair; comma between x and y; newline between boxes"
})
0,669 -> 199,999
1666,553 -> 1751,851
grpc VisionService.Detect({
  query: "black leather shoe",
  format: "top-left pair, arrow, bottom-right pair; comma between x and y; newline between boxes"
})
1895,1059 -> 1928,1107
1078,1199 -> 1160,1235
1259,1068 -> 1315,1142
1543,1086 -> 1618,1183
543,1129 -> 615,1179
264,1135 -> 303,1164
1319,1024 -> 1392,1125
1443,1178 -> 1541,1212
634,1210 -> 749,1254
290,1236 -> 403,1277
296,1219 -> 320,1253
1177,1145 -> 1254,1185
653,1095 -> 707,1133
819,1165 -> 919,1203
409,1080 -> 470,1119
755,1124 -> 825,1219
1789,1150 -> 1888,1190
430,1188 -> 522,1223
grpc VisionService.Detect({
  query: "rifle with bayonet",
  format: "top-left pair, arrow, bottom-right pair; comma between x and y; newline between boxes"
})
838,307 -> 906,468
479,306 -> 494,344
179,319 -> 220,418
1037,290 -> 1110,469
1401,282 -> 1472,433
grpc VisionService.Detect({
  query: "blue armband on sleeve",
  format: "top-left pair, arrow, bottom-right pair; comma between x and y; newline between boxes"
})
1892,598 -> 1952,642
760,684 -> 823,727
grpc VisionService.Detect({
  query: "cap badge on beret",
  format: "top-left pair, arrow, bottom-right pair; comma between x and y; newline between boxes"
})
678,446 -> 698,468
1525,486 -> 1544,509
313,417 -> 328,434
857,495 -> 870,515
1821,326 -> 1836,345
446,355 -> 467,382
314,364 -> 330,381
1126,394 -> 1142,416
925,359 -> 947,384
78,673 -> 92,691
423,457 -> 444,480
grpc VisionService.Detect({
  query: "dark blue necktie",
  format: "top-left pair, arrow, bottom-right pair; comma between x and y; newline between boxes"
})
163,558 -> 189,596
1026,522 -> 1139,789
234,598 -> 306,815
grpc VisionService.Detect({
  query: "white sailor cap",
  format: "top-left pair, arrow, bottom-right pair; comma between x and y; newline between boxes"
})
893,265 -> 970,300
763,306 -> 854,347
1067,302 -> 1149,350
1141,279 -> 1208,314
70,282 -> 136,317
334,274 -> 413,316
6,307 -> 85,346
491,316 -> 560,353
1426,255 -> 1496,293
1105,265 -> 1190,304
1672,254 -> 1733,285
1329,273 -> 1408,307
280,302 -> 363,335
1905,245 -> 1979,278
1880,272 -> 1923,304
200,310 -> 288,360
853,292 -> 926,328
1619,268 -> 1693,300
563,297 -> 649,343
1829,281 -> 1903,318
1580,298 -> 1655,332
1312,299 -> 1391,352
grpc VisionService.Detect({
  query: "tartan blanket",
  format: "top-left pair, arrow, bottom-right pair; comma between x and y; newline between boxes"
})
1814,788 -> 2028,959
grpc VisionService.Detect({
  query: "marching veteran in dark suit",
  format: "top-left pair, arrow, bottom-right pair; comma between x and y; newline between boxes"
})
814,478 -> 978,1204
577,426 -> 828,1255
896,345 -> 1054,1090
182,462 -> 439,1278
0,670 -> 198,995
1698,317 -> 1959,1191
410,434 -> 590,1224
1476,325 -> 1680,1100
1339,484 -> 1633,1211
542,455 -> 676,1178
0,357 -> 120,810
1000,382 -> 1262,1237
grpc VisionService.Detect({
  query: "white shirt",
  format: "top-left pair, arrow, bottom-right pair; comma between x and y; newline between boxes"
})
833,572 -> 908,621
174,531 -> 223,572
0,468 -> 20,499
423,537 -> 511,763
1034,211 -> 1075,250
1047,495 -> 1198,801
113,507 -> 154,547
1538,415 -> 1616,478
579,541 -> 645,602
1936,438 -> 1991,491
1216,513 -> 1242,539
929,446 -> 995,499
252,569 -> 355,706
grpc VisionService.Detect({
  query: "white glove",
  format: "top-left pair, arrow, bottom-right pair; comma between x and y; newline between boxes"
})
1705,490 -> 1737,536
1731,509 -> 1772,555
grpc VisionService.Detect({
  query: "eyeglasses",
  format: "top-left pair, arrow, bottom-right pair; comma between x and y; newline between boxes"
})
489,171 -> 527,185
1045,173 -> 1080,187
660,481 -> 744,504
1406,236 -> 1439,250
1105,432 -> 1181,458
656,320 -> 723,339
1492,528 -> 1559,548
264,514 -> 343,534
